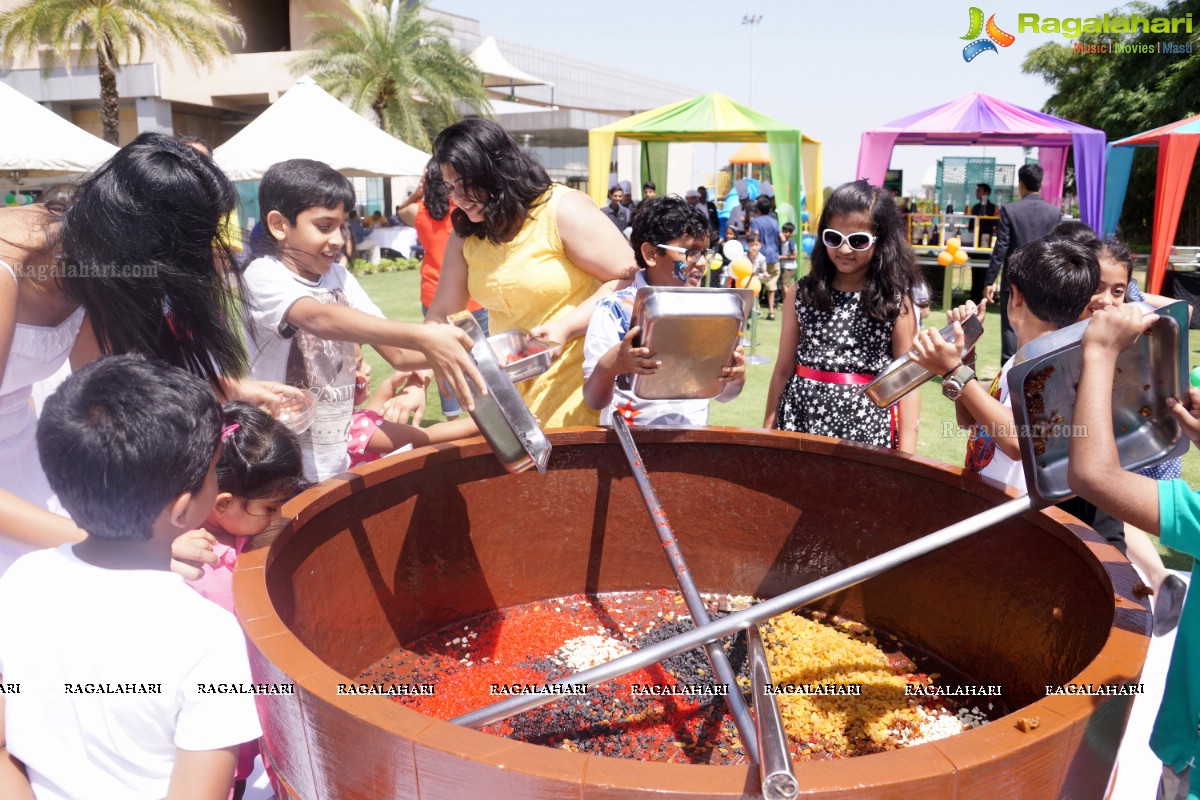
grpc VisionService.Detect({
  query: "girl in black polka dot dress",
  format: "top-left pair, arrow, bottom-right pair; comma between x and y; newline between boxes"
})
764,181 -> 921,451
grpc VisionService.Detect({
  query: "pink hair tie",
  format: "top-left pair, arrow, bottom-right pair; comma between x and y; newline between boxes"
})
220,423 -> 240,441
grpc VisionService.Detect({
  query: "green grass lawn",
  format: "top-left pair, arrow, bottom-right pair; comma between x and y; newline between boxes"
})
356,268 -> 1197,570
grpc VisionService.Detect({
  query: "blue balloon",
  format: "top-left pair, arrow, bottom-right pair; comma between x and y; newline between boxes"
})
800,210 -> 809,223
801,234 -> 816,255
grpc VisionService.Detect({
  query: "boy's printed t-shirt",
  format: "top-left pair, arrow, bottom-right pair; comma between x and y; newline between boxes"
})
1153,479 -> 1200,772
243,255 -> 385,483
582,272 -> 710,427
0,544 -> 262,800
963,357 -> 1025,491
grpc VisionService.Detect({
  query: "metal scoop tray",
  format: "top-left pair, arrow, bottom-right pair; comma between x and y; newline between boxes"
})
1008,301 -> 1189,506
487,329 -> 559,384
449,312 -> 551,475
619,286 -> 754,400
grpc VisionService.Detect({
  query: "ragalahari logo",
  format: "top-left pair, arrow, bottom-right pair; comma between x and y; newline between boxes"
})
962,8 -> 1015,61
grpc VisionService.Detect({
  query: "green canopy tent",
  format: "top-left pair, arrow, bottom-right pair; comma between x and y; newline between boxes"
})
588,92 -> 823,229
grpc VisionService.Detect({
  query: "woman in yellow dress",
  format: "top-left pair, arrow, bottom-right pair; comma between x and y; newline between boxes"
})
425,118 -> 634,428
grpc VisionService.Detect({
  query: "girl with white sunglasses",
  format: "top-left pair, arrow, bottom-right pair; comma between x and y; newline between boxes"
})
764,180 -> 922,452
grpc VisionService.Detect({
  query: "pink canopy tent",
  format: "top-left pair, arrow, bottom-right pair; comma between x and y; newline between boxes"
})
856,93 -> 1107,233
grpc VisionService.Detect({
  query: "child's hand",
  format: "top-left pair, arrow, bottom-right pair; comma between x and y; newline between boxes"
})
382,376 -> 428,425
1168,386 -> 1200,450
1082,304 -> 1157,353
910,322 -> 965,376
529,322 -> 569,357
721,346 -> 746,384
419,324 -> 487,411
613,326 -> 659,376
947,298 -> 987,327
170,528 -> 218,582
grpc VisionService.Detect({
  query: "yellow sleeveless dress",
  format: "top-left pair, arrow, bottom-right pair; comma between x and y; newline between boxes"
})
463,184 -> 601,428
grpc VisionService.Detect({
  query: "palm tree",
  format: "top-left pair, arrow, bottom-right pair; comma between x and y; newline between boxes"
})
291,0 -> 488,150
0,0 -> 243,145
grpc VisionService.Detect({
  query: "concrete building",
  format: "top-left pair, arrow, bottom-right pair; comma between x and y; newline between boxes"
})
0,1 -> 702,197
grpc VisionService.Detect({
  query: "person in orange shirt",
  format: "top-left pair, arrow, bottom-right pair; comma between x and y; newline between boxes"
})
397,160 -> 488,420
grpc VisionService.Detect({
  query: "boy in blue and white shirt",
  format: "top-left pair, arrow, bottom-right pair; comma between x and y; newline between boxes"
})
582,196 -> 745,426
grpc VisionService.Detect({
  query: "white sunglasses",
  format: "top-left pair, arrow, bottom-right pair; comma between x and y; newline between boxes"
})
822,229 -> 877,251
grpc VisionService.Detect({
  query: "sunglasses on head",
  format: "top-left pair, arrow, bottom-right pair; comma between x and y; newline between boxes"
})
822,229 -> 877,251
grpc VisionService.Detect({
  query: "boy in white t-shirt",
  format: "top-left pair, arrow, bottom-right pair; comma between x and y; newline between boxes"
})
909,237 -> 1099,491
582,196 -> 745,426
242,159 -> 483,482
0,355 -> 262,800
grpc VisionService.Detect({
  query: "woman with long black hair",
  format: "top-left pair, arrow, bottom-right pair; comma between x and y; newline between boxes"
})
0,131 -> 292,570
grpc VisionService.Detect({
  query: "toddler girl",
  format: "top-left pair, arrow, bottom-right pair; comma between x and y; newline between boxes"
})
349,348 -> 479,467
764,180 -> 921,451
190,402 -> 304,798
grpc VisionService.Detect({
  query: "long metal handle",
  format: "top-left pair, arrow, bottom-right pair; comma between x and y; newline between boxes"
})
453,495 -> 1033,729
748,625 -> 799,800
610,415 -> 761,764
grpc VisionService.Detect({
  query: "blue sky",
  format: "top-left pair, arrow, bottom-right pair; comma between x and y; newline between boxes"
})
433,0 -> 1183,194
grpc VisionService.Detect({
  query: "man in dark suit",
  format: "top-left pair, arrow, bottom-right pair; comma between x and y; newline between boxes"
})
984,165 -> 1062,362
969,183 -> 997,304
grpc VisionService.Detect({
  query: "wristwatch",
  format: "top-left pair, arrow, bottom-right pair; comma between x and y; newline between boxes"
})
941,364 -> 977,401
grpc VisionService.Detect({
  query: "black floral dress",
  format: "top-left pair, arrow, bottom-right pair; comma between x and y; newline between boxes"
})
774,289 -> 897,447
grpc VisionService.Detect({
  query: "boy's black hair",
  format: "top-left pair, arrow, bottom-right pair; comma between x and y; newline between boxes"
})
643,181 -> 656,191
801,179 -> 918,323
37,355 -> 221,542
1050,219 -> 1097,244
217,403 -> 304,500
745,231 -> 762,244
976,182 -> 991,195
782,222 -> 796,234
1007,237 -> 1099,328
629,196 -> 711,270
259,158 -> 355,231
755,195 -> 773,215
1018,164 -> 1044,192
608,185 -> 622,197
1089,238 -> 1135,282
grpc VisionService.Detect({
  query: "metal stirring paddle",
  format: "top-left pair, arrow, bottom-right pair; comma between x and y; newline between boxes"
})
608,413 -> 761,764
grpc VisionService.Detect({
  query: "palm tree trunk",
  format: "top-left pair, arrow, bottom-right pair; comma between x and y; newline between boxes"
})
97,38 -> 121,145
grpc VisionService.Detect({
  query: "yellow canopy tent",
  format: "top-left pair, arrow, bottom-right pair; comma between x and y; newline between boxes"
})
588,92 -> 823,227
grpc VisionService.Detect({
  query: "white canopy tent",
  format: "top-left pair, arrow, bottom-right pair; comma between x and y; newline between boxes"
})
468,36 -> 552,89
213,77 -> 430,181
0,80 -> 116,181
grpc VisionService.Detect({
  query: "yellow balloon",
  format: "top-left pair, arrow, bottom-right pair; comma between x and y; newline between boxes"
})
737,274 -> 762,294
946,237 -> 961,254
709,254 -> 724,272
953,249 -> 969,265
730,257 -> 753,281
937,250 -> 954,267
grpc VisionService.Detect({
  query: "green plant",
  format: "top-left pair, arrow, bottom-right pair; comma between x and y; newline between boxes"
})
0,0 -> 243,144
289,0 -> 488,150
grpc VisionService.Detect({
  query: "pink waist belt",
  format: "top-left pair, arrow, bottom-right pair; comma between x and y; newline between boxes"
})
795,364 -> 875,385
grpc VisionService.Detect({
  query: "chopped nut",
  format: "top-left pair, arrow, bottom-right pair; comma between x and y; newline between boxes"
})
1015,717 -> 1040,733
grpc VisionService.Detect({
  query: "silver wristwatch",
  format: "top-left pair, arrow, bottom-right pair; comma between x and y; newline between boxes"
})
941,364 -> 977,400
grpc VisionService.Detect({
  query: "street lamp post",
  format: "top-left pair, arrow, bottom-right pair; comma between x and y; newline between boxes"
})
742,13 -> 763,107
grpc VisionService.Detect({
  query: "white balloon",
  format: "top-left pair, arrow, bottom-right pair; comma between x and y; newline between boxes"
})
722,239 -> 745,261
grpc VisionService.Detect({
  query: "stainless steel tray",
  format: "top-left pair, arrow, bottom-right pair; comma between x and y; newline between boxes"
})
486,329 -> 559,384
862,315 -> 984,408
1008,301 -> 1189,507
449,312 -> 551,475
619,287 -> 753,400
